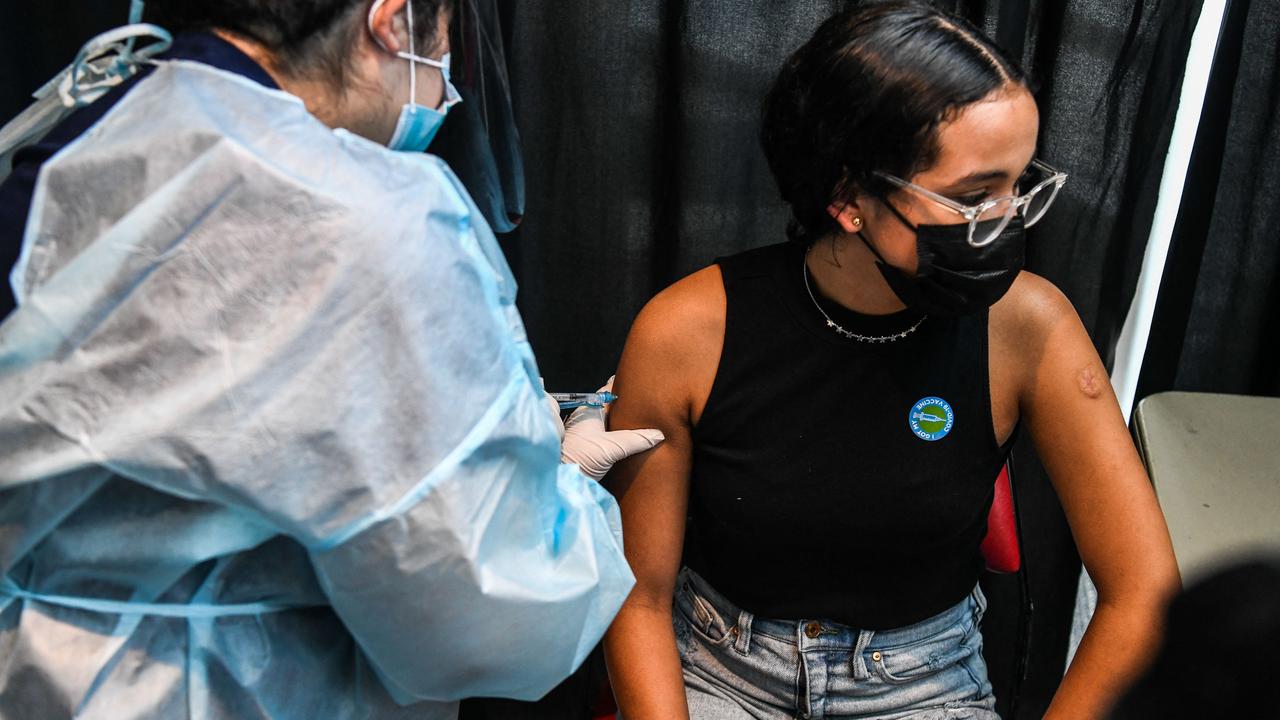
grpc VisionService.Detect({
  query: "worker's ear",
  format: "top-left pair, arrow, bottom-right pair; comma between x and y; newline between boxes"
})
827,198 -> 865,234
367,0 -> 411,55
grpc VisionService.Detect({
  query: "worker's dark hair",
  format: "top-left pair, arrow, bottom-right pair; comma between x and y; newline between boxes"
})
760,0 -> 1028,246
145,0 -> 455,86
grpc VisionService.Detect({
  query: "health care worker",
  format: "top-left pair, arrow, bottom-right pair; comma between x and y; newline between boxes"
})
0,1 -> 663,718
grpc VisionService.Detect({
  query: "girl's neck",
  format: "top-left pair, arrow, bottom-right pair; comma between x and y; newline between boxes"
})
804,233 -> 909,316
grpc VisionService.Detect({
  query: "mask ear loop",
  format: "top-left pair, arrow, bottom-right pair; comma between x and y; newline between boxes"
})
400,2 -> 457,113
367,0 -> 418,105
369,0 -> 444,107
856,191 -> 917,266
873,191 -> 918,233
856,228 -> 886,264
404,0 -> 418,106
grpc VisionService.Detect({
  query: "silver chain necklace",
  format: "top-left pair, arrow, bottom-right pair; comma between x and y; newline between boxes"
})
802,255 -> 927,344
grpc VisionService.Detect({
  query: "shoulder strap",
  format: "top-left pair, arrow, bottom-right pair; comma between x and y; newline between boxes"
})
714,242 -> 792,287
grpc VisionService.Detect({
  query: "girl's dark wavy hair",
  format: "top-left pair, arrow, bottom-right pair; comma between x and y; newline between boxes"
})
145,0 -> 455,87
760,0 -> 1028,246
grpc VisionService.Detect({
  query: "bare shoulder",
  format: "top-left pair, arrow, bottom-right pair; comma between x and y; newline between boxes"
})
614,264 -> 726,428
991,270 -> 1110,406
990,271 -> 1089,399
625,264 -> 726,367
991,270 -> 1078,343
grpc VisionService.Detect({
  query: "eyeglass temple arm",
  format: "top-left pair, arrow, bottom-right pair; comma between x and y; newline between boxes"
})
871,172 -> 975,218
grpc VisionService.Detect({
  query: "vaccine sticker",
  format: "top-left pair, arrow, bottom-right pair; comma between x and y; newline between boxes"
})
909,396 -> 954,441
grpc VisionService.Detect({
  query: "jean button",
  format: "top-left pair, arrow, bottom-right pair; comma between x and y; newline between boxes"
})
871,651 -> 882,662
804,621 -> 822,639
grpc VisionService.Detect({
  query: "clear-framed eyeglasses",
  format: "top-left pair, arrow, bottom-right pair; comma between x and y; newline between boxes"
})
873,159 -> 1069,247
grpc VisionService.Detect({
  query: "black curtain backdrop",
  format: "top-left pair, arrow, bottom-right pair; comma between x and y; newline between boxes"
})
1137,0 -> 1280,401
0,2 -> 1210,719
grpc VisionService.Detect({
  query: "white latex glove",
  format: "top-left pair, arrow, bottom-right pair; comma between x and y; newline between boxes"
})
560,377 -> 665,481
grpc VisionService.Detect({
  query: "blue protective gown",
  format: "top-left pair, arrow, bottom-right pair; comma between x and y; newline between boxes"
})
0,35 -> 633,720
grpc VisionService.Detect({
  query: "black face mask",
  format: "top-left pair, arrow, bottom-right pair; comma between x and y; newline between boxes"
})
860,214 -> 1026,317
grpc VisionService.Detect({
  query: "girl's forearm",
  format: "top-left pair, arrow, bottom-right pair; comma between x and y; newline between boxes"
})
604,602 -> 690,720
1044,598 -> 1167,719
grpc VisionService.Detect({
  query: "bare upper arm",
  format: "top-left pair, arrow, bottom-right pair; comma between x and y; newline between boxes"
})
604,265 -> 726,609
994,272 -> 1179,601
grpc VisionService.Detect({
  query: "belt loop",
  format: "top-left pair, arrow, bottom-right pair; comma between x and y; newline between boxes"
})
972,582 -> 988,622
733,609 -> 753,655
796,628 -> 812,719
851,629 -> 875,680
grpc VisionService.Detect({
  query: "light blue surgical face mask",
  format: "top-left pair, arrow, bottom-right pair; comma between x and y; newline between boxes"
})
387,51 -> 459,152
368,0 -> 461,153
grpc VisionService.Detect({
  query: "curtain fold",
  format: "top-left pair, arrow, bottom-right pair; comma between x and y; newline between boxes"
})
995,2 -> 1203,715
1137,0 -> 1280,400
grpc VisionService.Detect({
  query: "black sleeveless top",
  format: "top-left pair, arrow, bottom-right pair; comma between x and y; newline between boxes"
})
685,241 -> 1015,629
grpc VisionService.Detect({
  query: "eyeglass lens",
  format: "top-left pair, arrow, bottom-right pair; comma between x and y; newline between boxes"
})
1022,180 -> 1061,227
969,213 -> 1014,246
970,166 -> 1063,245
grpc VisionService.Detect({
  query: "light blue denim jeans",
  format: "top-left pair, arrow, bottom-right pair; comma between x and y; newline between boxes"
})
672,567 -> 999,719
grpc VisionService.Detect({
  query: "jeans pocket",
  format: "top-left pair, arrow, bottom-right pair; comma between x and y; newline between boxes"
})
870,624 -> 974,685
674,579 -> 737,648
